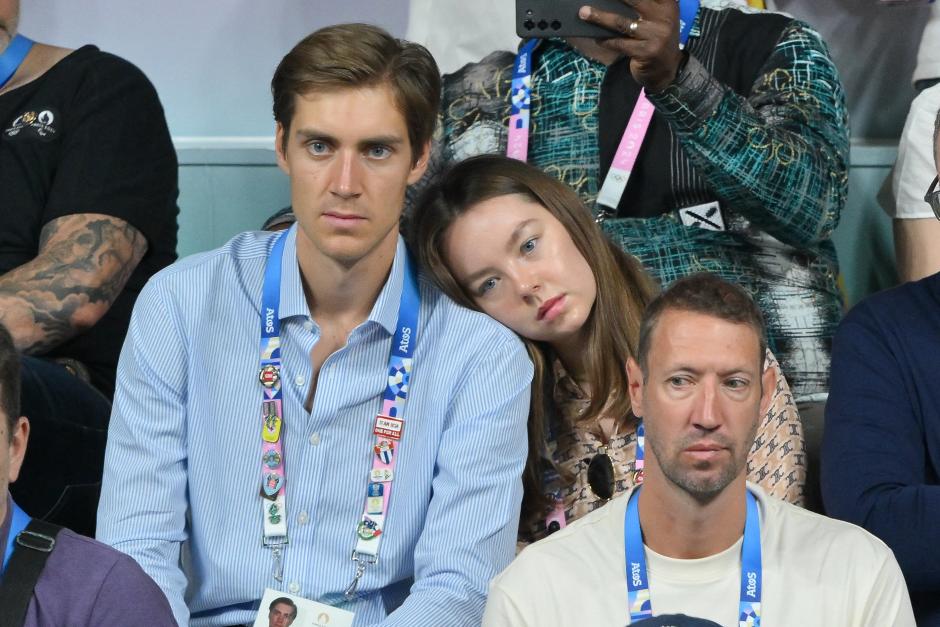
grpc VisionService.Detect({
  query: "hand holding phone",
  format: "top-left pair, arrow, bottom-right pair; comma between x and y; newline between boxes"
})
579,0 -> 686,93
516,0 -> 637,39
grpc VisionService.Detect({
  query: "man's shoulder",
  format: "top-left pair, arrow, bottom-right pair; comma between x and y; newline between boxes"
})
53,45 -> 155,92
417,272 -> 526,354
31,528 -> 175,625
761,487 -> 898,567
46,527 -> 132,571
148,230 -> 275,286
133,230 -> 273,320
910,83 -> 940,119
37,528 -> 157,602
498,493 -> 627,583
841,272 -> 940,336
696,4 -> 828,66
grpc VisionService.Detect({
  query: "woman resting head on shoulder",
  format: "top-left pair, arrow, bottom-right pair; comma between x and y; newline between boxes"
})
411,154 -> 658,542
412,154 -> 808,541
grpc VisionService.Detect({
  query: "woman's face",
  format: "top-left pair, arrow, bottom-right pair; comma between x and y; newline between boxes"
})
442,193 -> 598,350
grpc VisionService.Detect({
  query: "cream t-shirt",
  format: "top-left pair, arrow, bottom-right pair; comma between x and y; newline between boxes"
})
483,484 -> 915,627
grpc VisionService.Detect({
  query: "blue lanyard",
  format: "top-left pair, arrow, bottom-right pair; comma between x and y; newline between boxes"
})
506,38 -> 539,162
677,0 -> 699,47
624,487 -> 762,625
0,34 -> 34,89
3,501 -> 31,574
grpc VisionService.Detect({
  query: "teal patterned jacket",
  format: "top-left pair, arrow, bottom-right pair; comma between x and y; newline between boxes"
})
413,7 -> 849,397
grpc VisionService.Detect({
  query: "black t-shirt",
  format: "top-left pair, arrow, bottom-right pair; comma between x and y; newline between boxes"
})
0,45 -> 179,397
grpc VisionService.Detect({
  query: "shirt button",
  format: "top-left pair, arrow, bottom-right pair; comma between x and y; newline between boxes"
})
309,432 -> 321,446
294,375 -> 305,387
303,319 -> 314,332
288,582 -> 300,594
298,511 -> 309,525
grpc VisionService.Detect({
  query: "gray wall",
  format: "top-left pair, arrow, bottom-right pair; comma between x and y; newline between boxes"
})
19,1 -> 408,139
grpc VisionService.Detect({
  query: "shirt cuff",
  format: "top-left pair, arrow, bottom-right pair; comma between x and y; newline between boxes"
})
646,53 -> 724,133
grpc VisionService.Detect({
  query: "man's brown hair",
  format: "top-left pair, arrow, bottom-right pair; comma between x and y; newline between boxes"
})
636,273 -> 767,378
271,23 -> 441,163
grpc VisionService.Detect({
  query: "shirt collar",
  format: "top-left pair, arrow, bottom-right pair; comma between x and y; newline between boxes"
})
276,226 -> 408,336
1,493 -> 12,555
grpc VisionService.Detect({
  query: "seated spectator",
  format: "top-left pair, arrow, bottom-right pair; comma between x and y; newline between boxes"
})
412,155 -> 806,544
0,0 -> 178,535
0,323 -> 174,626
881,85 -> 940,282
483,274 -> 914,626
413,0 -> 849,399
97,24 -> 531,626
822,105 -> 940,625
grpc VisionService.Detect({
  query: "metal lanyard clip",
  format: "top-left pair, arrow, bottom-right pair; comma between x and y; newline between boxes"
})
343,551 -> 377,600
271,545 -> 285,582
594,206 -> 614,224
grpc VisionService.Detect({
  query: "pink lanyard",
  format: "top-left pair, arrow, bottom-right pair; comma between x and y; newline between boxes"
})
506,1 -> 700,213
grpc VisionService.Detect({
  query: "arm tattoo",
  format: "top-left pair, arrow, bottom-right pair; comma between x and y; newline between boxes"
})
0,214 -> 148,355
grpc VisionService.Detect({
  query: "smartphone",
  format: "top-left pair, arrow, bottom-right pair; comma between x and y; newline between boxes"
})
516,0 -> 638,39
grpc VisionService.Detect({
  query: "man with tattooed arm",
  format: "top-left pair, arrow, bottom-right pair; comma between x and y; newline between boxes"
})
0,0 -> 178,535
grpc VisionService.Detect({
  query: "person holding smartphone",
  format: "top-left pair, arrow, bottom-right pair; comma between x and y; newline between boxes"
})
412,0 -> 849,405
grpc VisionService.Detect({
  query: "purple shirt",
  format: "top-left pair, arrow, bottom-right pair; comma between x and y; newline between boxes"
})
1,494 -> 176,626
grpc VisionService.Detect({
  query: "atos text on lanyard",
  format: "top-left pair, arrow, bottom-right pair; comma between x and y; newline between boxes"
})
624,487 -> 762,625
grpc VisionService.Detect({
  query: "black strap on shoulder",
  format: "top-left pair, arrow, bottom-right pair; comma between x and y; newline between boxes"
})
0,518 -> 63,627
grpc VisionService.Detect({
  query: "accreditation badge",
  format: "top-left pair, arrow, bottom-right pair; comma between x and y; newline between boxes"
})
253,588 -> 354,627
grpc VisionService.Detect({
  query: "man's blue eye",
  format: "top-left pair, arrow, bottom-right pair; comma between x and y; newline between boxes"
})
369,146 -> 392,159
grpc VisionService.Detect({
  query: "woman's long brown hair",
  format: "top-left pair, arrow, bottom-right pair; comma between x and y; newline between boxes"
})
409,155 -> 658,530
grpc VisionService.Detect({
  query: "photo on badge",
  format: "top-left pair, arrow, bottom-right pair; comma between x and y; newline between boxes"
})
254,587 -> 355,627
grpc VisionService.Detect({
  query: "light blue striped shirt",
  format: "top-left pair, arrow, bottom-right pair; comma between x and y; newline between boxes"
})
97,228 -> 532,626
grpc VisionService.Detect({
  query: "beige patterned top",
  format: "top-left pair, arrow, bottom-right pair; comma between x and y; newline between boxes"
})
520,349 -> 805,543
